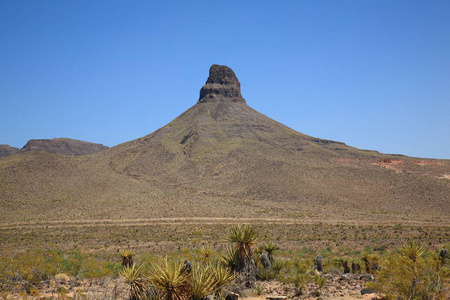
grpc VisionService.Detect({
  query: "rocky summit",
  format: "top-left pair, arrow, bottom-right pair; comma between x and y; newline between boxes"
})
198,64 -> 246,104
19,138 -> 109,156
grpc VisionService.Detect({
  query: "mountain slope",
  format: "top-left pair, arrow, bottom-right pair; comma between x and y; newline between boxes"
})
0,145 -> 19,158
20,138 -> 109,156
1,65 -> 449,223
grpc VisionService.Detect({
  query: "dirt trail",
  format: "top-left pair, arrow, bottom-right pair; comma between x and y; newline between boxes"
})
0,217 -> 445,230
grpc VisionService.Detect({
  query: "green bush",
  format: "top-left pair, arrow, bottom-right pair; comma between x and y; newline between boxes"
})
368,242 -> 450,300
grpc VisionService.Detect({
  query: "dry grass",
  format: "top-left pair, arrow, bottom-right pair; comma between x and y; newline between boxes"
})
1,219 -> 449,258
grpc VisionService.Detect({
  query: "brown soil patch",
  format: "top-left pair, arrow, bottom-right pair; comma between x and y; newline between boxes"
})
413,160 -> 445,166
6,274 -> 379,300
371,159 -> 404,172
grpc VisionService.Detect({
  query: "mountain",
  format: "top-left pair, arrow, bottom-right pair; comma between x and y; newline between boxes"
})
0,145 -> 19,159
0,65 -> 449,223
19,138 -> 109,156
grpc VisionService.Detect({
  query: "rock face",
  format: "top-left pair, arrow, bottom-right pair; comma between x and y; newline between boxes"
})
20,138 -> 109,156
0,145 -> 19,159
198,64 -> 246,104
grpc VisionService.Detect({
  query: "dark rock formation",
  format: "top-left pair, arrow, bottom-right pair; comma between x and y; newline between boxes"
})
0,145 -> 19,159
359,274 -> 374,282
224,291 -> 239,300
198,64 -> 246,104
260,252 -> 272,270
439,247 -> 448,262
360,288 -> 377,295
20,138 -> 109,156
180,259 -> 192,275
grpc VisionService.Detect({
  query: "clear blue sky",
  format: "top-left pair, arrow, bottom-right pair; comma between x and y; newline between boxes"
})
1,1 -> 449,159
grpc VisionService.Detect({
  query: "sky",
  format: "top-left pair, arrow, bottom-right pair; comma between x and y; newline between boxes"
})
1,1 -> 449,159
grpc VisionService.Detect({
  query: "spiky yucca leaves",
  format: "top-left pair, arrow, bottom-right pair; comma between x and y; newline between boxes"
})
221,246 -> 238,270
120,265 -> 154,300
227,225 -> 258,285
399,240 -> 426,262
227,225 -> 257,261
147,258 -> 190,300
263,242 -> 279,262
120,250 -> 136,268
189,262 -> 236,300
210,262 -> 236,296
198,245 -> 214,263
190,264 -> 216,300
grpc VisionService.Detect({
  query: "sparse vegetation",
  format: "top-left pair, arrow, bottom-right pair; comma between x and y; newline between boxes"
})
0,224 -> 449,299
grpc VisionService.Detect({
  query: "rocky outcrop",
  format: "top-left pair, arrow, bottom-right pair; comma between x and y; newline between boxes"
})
198,64 -> 246,104
20,138 -> 109,156
0,144 -> 19,159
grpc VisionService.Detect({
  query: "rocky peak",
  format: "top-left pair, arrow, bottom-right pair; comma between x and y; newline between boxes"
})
198,64 -> 246,104
19,138 -> 109,156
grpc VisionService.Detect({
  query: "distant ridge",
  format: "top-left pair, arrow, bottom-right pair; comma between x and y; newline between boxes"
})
0,65 -> 448,223
20,138 -> 109,156
0,145 -> 19,159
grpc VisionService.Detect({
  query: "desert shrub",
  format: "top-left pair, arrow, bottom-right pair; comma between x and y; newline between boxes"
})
368,242 -> 450,300
326,267 -> 343,275
253,283 -> 264,296
313,275 -> 327,290
0,248 -> 120,296
277,259 -> 312,296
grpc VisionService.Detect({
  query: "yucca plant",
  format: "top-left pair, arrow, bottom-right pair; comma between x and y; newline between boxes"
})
120,250 -> 136,268
147,258 -> 190,300
263,242 -> 279,262
120,264 -> 154,300
227,225 -> 258,285
227,225 -> 257,264
220,246 -> 238,270
362,253 -> 379,274
198,245 -> 214,263
399,240 -> 426,263
210,262 -> 236,294
189,264 -> 216,300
